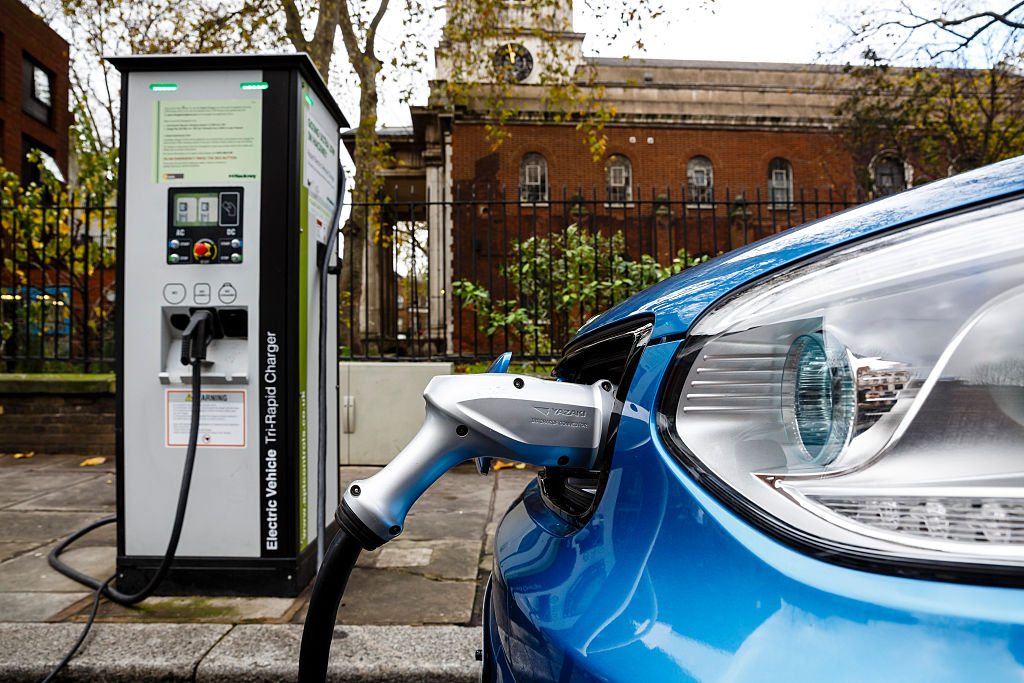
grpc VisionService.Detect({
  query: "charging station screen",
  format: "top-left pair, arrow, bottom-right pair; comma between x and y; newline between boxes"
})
166,187 -> 244,264
173,192 -> 221,228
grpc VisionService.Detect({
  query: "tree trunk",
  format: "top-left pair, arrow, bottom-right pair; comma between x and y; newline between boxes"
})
281,0 -> 387,356
338,53 -> 381,356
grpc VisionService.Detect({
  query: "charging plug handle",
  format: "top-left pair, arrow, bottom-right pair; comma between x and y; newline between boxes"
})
180,309 -> 216,366
338,374 -> 615,549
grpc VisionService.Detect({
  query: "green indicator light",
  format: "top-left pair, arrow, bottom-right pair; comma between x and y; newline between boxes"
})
304,93 -> 314,107
240,82 -> 269,91
149,83 -> 178,92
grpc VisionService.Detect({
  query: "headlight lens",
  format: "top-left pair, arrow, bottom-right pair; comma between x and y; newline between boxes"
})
660,197 -> 1024,575
781,332 -> 855,465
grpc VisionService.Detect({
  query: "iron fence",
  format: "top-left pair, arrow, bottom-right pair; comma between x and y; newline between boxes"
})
0,183 -> 866,371
345,183 -> 866,362
0,196 -> 117,373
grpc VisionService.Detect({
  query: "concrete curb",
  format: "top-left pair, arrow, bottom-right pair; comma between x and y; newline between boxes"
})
0,623 -> 482,682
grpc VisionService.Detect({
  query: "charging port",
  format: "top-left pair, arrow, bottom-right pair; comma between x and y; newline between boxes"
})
218,309 -> 248,338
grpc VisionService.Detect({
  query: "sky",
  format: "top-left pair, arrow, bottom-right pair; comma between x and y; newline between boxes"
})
575,0 -> 843,65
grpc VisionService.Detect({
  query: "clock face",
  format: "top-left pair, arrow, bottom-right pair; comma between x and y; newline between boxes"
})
493,42 -> 533,83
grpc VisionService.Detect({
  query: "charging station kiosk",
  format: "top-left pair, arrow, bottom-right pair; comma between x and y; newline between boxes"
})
111,54 -> 347,596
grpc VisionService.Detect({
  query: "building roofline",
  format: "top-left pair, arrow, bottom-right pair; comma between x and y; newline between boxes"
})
584,56 -> 843,72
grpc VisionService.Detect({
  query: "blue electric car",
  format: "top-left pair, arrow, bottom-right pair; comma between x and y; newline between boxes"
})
482,156 -> 1024,681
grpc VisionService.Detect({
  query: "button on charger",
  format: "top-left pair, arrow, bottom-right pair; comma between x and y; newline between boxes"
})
193,239 -> 217,262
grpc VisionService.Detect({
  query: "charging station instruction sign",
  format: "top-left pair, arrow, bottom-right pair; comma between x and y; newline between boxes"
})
153,100 -> 261,183
302,82 -> 339,244
166,390 -> 246,447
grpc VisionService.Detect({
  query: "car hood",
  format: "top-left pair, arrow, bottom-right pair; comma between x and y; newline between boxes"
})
576,154 -> 1024,342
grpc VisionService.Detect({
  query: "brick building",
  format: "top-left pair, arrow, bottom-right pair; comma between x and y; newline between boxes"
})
0,0 -> 71,183
428,57 -> 858,201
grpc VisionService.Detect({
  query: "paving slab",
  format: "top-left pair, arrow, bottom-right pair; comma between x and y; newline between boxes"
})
0,510 -> 106,544
0,470 -> 96,509
0,541 -> 38,563
288,567 -> 476,626
0,622 -> 232,682
9,472 -> 116,511
0,453 -> 51,468
403,506 -> 487,543
358,539 -> 482,580
340,568 -> 477,625
0,544 -> 115,592
92,595 -> 296,623
0,591 -> 92,621
197,624 -> 480,682
0,453 -> 97,471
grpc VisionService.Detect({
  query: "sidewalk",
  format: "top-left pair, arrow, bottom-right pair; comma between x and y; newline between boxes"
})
0,452 -> 536,681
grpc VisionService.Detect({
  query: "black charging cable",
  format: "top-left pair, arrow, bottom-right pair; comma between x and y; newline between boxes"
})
41,310 -> 215,682
298,528 -> 363,682
315,166 -> 346,567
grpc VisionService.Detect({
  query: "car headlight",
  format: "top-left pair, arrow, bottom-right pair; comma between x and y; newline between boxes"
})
659,197 -> 1024,579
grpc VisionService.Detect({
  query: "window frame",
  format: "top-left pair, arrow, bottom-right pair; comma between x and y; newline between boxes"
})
872,155 -> 907,197
519,152 -> 549,205
604,154 -> 633,206
20,134 -> 61,185
21,54 -> 54,126
768,157 -> 794,210
687,156 -> 715,207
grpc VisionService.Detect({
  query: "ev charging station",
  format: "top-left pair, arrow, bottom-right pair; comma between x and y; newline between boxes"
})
111,54 -> 348,596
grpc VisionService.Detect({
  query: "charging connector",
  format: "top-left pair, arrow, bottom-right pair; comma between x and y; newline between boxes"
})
339,373 -> 615,549
179,309 -> 216,366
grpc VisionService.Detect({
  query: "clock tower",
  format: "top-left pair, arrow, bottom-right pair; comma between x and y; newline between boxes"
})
435,1 -> 585,86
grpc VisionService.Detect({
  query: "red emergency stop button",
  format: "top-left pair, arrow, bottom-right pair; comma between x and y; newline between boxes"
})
193,239 -> 217,261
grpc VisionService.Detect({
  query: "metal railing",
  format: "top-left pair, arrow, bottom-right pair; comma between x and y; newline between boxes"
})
345,183 -> 865,362
0,183 -> 865,370
0,196 -> 117,373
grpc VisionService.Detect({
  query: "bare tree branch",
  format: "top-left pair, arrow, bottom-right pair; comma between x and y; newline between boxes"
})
831,1 -> 1024,63
365,0 -> 390,57
282,0 -> 310,52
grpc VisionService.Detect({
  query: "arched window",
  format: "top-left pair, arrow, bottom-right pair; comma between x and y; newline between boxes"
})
519,153 -> 548,203
872,155 -> 906,196
605,154 -> 632,203
768,157 -> 793,208
687,156 -> 714,204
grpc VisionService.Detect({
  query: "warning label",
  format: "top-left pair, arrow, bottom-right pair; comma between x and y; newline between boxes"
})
166,390 -> 246,447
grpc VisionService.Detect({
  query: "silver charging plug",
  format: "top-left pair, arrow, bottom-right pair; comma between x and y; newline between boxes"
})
337,373 -> 615,549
